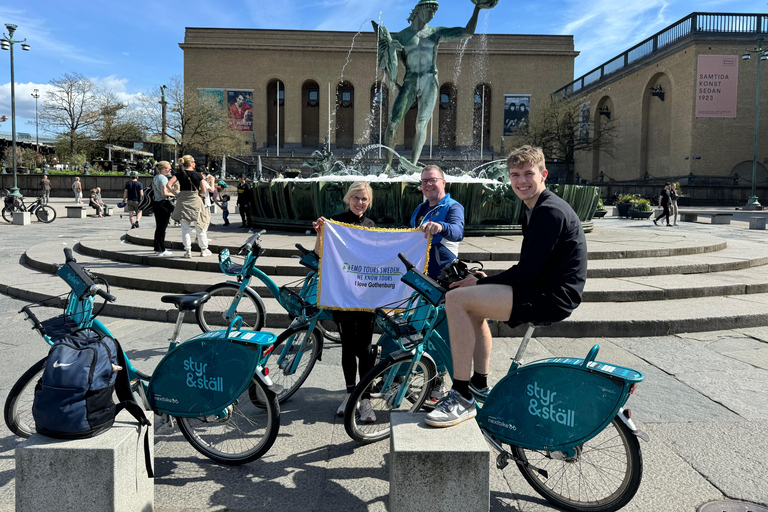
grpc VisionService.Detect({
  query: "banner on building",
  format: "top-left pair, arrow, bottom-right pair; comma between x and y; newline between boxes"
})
227,90 -> 254,131
695,55 -> 739,118
318,221 -> 430,312
503,94 -> 530,136
198,88 -> 225,106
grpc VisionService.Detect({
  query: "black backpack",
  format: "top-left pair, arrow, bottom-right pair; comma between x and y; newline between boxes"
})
32,329 -> 153,476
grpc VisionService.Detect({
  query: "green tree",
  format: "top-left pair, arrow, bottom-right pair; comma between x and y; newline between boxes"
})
137,75 -> 244,161
508,98 -> 617,183
39,72 -> 100,158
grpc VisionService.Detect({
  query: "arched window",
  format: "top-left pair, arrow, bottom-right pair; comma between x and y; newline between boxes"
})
302,80 -> 320,147
438,83 -> 457,151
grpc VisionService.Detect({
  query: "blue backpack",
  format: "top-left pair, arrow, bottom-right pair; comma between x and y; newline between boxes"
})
32,329 -> 153,475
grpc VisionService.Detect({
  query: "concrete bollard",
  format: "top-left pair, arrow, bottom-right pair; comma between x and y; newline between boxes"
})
15,411 -> 153,512
390,412 -> 489,512
12,211 -> 31,225
749,216 -> 766,230
65,206 -> 87,218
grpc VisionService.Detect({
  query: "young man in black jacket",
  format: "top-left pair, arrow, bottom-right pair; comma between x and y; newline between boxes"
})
425,145 -> 588,428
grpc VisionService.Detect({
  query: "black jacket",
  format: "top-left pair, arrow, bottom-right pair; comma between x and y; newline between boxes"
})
477,189 -> 587,312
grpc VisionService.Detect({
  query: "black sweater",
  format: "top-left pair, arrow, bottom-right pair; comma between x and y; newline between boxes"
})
477,189 -> 587,312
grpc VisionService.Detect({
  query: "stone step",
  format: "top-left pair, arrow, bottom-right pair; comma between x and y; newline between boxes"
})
26,239 -> 768,304
8,254 -> 768,338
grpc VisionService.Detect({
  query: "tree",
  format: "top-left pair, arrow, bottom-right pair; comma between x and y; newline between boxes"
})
137,76 -> 244,162
39,72 -> 101,158
508,98 -> 617,183
93,89 -> 145,146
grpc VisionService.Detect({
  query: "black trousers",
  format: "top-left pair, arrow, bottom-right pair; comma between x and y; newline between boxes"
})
332,310 -> 376,396
239,202 -> 252,226
655,204 -> 670,225
153,200 -> 174,252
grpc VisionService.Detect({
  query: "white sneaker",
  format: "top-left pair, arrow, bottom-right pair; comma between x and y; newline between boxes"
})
184,250 -> 192,259
358,399 -> 376,423
159,250 -> 173,257
337,393 -> 351,417
200,249 -> 212,257
425,389 -> 477,428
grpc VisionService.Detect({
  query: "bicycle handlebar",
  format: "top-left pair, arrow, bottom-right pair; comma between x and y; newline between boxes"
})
398,253 -> 415,271
239,230 -> 266,255
295,244 -> 312,257
20,305 -> 44,333
93,285 -> 117,303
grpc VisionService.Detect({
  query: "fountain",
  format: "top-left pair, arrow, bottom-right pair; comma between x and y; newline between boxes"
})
245,0 -> 601,235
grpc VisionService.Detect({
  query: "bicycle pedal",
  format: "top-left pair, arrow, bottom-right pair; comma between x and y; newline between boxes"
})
496,451 -> 510,470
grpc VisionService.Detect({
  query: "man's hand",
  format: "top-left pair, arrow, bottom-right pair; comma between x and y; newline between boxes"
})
449,271 -> 486,288
420,221 -> 442,238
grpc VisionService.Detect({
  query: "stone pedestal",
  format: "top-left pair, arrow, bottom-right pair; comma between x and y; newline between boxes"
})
12,211 -> 31,225
390,412 -> 489,512
66,206 -> 87,218
15,411 -> 153,512
749,216 -> 766,230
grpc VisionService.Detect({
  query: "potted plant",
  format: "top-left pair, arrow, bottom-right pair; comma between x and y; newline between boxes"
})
616,194 -> 636,218
629,197 -> 653,219
593,197 -> 607,218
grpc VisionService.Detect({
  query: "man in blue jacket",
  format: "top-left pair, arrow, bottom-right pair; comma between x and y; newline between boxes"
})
425,145 -> 587,428
410,165 -> 465,279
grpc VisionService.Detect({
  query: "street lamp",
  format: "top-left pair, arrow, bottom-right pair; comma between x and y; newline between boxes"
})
31,88 -> 40,153
742,39 -> 767,210
1,23 -> 31,199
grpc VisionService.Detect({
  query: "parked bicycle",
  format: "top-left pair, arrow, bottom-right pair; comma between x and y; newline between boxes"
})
2,189 -> 56,223
4,248 -> 282,466
344,253 -> 648,512
195,231 -> 340,402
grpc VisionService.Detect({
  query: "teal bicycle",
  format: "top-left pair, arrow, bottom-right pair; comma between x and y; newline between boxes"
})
5,248 -> 282,466
344,253 -> 648,512
195,231 -> 335,402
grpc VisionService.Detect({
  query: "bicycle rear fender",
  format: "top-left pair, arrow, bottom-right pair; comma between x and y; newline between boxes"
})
477,353 -> 643,451
147,330 -> 274,417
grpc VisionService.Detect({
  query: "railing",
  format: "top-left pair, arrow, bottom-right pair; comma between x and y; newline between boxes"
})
555,12 -> 767,98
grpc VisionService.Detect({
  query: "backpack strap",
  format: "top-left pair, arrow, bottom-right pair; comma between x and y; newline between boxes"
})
113,339 -> 154,478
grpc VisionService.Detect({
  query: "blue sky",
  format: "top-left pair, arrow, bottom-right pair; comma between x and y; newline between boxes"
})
0,0 -> 761,136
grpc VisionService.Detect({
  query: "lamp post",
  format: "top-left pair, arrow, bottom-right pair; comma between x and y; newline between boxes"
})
31,88 -> 39,153
742,39 -> 767,210
1,23 -> 31,199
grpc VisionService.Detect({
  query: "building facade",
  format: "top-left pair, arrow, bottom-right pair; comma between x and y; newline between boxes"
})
180,27 -> 577,157
566,13 -> 768,189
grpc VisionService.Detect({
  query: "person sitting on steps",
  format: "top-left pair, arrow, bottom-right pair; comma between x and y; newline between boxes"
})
425,145 -> 588,428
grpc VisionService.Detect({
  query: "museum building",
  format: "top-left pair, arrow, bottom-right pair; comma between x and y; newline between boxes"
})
567,12 -> 768,188
180,27 -> 577,157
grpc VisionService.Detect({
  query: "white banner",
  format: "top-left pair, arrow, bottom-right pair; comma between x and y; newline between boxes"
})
318,221 -> 430,311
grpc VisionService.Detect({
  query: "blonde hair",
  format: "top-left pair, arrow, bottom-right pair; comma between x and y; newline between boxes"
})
507,145 -> 546,172
156,160 -> 171,171
178,155 -> 195,169
343,181 -> 373,209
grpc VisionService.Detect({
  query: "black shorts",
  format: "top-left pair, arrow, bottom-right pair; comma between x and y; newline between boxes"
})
506,287 -> 573,329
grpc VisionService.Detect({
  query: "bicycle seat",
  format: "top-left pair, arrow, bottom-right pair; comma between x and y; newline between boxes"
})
161,292 -> 211,311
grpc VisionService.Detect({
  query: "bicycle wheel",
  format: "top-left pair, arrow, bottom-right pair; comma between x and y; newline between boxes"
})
344,352 -> 436,444
265,326 -> 321,403
196,282 -> 265,332
511,416 -> 643,512
2,206 -> 14,223
177,377 -> 279,465
319,318 -> 341,343
4,358 -> 46,438
35,204 -> 56,223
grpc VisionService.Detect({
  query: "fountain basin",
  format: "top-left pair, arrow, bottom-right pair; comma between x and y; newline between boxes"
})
246,175 -> 600,235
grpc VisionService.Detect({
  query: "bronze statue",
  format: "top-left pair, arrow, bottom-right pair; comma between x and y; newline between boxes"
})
373,0 -> 500,174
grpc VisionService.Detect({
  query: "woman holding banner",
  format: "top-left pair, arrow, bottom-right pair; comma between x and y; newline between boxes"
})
313,182 -> 377,422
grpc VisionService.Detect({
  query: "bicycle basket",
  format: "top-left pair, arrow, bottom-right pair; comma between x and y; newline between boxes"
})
218,249 -> 244,276
375,308 -> 418,340
279,286 -> 319,319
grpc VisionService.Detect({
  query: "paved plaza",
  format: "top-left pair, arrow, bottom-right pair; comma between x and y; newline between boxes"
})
0,198 -> 766,511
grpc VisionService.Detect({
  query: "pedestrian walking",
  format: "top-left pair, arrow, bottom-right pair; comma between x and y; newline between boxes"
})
653,183 -> 672,227
670,183 -> 679,226
72,177 -> 82,204
152,161 -> 175,256
123,171 -> 144,229
40,176 -> 51,204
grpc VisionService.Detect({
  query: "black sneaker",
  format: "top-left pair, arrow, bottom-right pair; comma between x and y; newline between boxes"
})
653,218 -> 658,226
135,222 -> 140,228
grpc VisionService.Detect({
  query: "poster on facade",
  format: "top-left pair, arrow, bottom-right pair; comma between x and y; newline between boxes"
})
695,55 -> 739,118
198,88 -> 225,106
503,95 -> 530,136
578,103 -> 590,143
227,90 -> 254,131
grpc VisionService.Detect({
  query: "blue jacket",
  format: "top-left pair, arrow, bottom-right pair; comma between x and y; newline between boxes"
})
410,193 -> 465,277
